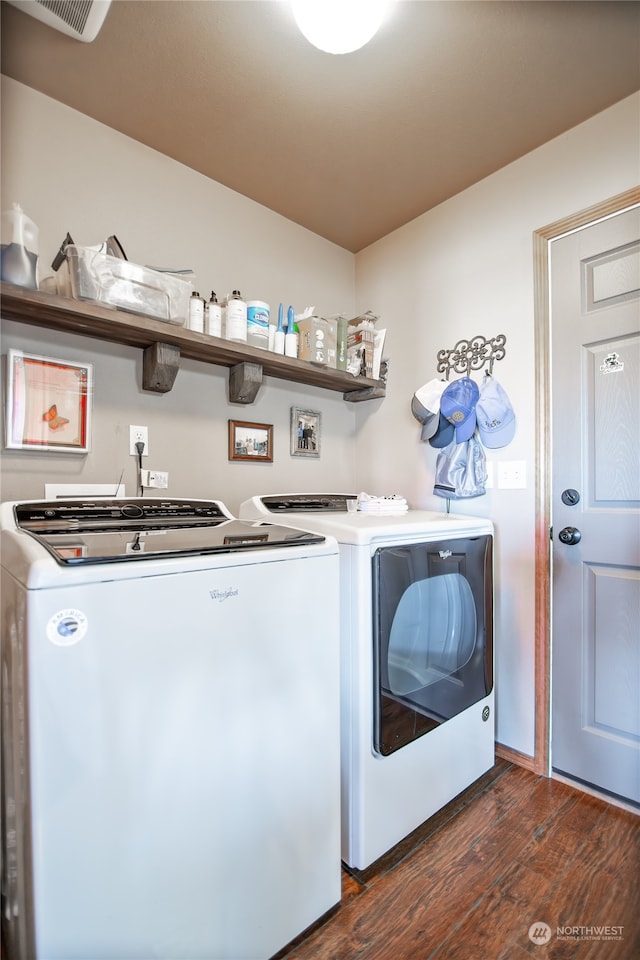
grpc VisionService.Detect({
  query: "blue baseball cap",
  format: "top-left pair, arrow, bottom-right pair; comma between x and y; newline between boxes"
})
440,376 -> 479,443
476,374 -> 516,448
429,412 -> 455,448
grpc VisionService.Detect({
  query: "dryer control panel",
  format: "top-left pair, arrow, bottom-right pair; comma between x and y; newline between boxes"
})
259,494 -> 355,513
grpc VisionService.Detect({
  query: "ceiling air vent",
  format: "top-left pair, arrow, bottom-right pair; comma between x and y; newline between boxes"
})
6,0 -> 112,42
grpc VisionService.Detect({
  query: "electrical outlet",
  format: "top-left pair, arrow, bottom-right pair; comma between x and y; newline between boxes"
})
129,425 -> 149,456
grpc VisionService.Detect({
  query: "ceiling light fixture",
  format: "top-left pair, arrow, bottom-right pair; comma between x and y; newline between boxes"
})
291,0 -> 391,55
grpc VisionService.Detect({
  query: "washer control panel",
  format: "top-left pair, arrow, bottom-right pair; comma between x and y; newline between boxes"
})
14,499 -> 231,533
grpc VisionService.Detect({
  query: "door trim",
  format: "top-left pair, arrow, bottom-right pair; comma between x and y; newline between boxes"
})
532,186 -> 640,777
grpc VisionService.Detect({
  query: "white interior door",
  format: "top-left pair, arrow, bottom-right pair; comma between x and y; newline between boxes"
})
550,205 -> 640,805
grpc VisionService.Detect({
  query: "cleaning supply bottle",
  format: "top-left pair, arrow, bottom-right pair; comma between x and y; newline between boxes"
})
246,300 -> 270,350
188,291 -> 205,332
273,303 -> 285,355
225,289 -> 247,342
205,291 -> 222,337
0,203 -> 39,289
285,305 -> 298,358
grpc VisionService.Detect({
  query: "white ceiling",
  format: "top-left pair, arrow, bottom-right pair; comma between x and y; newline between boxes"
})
2,0 -> 639,252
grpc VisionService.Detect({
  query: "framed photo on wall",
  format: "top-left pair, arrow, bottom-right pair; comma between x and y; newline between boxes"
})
290,407 -> 321,458
228,419 -> 273,462
4,350 -> 93,453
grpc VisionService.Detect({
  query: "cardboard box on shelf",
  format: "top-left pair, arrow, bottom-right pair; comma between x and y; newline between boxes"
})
297,316 -> 337,367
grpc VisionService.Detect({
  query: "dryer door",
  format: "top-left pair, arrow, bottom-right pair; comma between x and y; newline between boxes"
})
373,535 -> 493,756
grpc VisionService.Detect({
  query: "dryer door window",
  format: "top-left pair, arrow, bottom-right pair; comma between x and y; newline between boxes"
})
373,535 -> 493,756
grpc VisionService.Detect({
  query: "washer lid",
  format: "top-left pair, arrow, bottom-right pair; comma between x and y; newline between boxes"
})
11,498 -> 326,565
23,522 -> 326,565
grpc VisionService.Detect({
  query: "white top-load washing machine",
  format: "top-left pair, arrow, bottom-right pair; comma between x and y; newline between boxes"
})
240,494 -> 494,871
1,497 -> 341,960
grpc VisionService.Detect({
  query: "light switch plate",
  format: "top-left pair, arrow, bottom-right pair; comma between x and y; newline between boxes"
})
498,461 -> 527,489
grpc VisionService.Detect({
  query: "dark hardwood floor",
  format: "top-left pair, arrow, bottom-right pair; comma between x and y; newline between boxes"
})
279,760 -> 640,960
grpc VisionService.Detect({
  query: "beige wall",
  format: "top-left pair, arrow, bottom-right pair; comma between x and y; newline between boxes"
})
354,92 -> 640,755
0,77 -> 358,510
2,75 -> 639,757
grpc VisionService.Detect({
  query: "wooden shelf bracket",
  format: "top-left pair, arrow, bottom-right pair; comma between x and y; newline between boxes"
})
142,342 -> 181,393
343,382 -> 387,402
228,361 -> 263,404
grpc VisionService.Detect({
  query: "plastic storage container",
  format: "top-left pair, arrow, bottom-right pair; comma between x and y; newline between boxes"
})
0,203 -> 39,289
66,245 -> 192,324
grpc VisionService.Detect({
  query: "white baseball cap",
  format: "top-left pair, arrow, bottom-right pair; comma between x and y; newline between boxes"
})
411,379 -> 448,440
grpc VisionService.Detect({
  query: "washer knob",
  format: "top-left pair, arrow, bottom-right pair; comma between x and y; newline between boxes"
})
121,503 -> 144,519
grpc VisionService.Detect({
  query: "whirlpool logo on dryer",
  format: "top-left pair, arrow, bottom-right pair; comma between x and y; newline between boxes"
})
209,587 -> 239,602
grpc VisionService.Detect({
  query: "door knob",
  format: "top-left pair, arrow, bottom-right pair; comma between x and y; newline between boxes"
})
558,526 -> 581,545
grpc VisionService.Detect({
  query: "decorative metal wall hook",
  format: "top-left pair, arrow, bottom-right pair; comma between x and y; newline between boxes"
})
436,334 -> 507,380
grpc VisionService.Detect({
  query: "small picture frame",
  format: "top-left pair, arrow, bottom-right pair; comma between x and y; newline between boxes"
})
228,419 -> 273,462
4,349 -> 93,453
291,407 -> 321,458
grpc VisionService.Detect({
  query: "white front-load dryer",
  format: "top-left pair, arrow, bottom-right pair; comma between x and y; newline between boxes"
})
240,494 -> 494,870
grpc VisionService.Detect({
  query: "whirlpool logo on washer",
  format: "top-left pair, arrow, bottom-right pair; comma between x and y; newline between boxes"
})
209,587 -> 239,602
47,609 -> 88,646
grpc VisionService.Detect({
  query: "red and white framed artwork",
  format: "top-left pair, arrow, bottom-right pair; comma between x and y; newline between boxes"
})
5,349 -> 93,453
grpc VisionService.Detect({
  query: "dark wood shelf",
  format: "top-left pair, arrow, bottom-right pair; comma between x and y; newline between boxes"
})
0,283 -> 386,403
